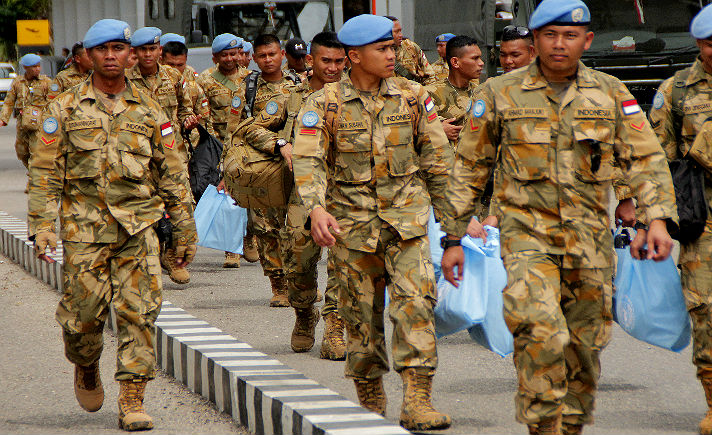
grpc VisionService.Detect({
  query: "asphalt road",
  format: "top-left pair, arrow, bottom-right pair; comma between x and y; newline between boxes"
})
0,117 -> 705,435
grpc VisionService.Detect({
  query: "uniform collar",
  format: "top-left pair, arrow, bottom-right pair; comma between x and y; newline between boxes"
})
78,73 -> 141,103
521,59 -> 599,90
340,73 -> 402,101
126,62 -> 164,80
687,57 -> 712,86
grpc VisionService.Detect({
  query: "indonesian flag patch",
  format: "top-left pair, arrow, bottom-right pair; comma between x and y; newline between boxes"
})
424,96 -> 434,112
621,99 -> 641,116
160,122 -> 173,137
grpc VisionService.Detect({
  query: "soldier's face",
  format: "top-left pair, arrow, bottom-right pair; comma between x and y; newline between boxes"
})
135,43 -> 161,69
392,21 -> 403,47
237,48 -> 247,67
499,39 -> 535,73
451,44 -> 484,80
212,48 -> 240,72
436,41 -> 447,59
286,53 -> 307,73
309,46 -> 346,84
534,26 -> 593,75
697,39 -> 712,74
350,41 -> 396,79
87,42 -> 130,79
127,51 -> 138,68
24,64 -> 41,79
162,52 -> 187,73
254,43 -> 284,75
75,48 -> 93,72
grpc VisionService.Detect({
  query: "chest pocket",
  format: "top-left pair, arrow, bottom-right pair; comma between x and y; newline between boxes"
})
334,126 -> 372,184
572,117 -> 616,183
118,123 -> 153,182
501,117 -> 551,181
158,91 -> 178,110
66,119 -> 104,179
384,120 -> 418,177
207,88 -> 231,111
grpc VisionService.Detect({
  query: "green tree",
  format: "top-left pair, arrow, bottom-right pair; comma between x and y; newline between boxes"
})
0,0 -> 51,60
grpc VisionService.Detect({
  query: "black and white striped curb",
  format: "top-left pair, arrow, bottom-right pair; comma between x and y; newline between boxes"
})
0,211 -> 410,435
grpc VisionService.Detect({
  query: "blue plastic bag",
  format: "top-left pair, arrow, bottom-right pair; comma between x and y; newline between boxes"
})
428,209 -> 445,282
613,229 -> 691,352
194,185 -> 248,254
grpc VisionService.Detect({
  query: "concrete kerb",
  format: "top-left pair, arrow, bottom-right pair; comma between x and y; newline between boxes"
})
0,211 -> 410,435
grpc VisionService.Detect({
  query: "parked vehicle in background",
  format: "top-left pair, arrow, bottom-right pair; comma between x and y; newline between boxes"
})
0,63 -> 17,106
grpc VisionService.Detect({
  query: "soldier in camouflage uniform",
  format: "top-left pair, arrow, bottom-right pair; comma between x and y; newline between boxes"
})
28,19 -> 196,432
431,33 -> 455,82
47,42 -> 93,100
386,16 -> 436,84
647,6 -> 712,434
226,33 -> 300,306
0,54 -> 51,170
292,14 -> 453,431
499,25 -> 536,73
439,2 -> 678,434
196,33 -> 255,268
237,32 -> 347,358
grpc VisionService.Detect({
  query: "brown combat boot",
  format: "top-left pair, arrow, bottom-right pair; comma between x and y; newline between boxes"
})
242,236 -> 259,263
74,361 -> 104,412
399,368 -> 451,431
291,306 -> 319,352
269,276 -> 290,307
223,251 -> 241,268
118,379 -> 153,431
700,377 -> 712,435
353,377 -> 387,416
561,422 -> 583,435
320,312 -> 346,360
527,415 -> 562,435
161,248 -> 190,284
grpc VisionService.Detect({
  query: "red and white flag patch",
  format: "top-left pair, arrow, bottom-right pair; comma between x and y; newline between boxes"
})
424,96 -> 434,112
622,99 -> 641,116
160,122 -> 173,136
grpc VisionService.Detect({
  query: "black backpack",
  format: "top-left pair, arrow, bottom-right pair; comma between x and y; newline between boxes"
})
187,124 -> 223,202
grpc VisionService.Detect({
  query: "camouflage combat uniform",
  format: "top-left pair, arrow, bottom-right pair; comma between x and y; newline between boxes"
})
424,77 -> 478,151
47,63 -> 90,100
395,39 -> 435,84
0,74 -> 51,167
292,74 -> 454,378
440,60 -> 678,427
197,66 -> 250,144
239,79 -> 339,316
181,66 -> 215,147
649,57 -> 712,379
27,78 -> 196,381
430,58 -> 449,82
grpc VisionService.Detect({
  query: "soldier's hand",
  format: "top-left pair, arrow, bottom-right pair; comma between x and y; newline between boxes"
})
0,120 -> 6,127
615,198 -> 636,227
466,217 -> 488,242
310,207 -> 341,247
174,243 -> 197,267
441,243 -> 464,287
216,179 -> 226,193
441,118 -> 463,142
646,219 -> 673,262
482,215 -> 498,228
34,231 -> 57,263
630,228 -> 647,260
280,142 -> 293,171
183,115 -> 200,130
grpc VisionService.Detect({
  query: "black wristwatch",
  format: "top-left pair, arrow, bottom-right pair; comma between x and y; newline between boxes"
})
440,236 -> 461,250
634,221 -> 648,231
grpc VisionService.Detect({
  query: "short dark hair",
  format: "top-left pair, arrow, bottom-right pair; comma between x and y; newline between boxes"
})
254,34 -> 281,52
71,42 -> 84,58
445,35 -> 479,68
310,31 -> 344,55
162,41 -> 188,57
384,15 -> 398,22
501,25 -> 533,43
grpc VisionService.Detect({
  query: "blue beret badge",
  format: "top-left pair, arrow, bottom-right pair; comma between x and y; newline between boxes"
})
43,117 -> 58,134
231,96 -> 242,108
302,111 -> 319,127
473,100 -> 486,118
652,92 -> 664,110
265,101 -> 278,115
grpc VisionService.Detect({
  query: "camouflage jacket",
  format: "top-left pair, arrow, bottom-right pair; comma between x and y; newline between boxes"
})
292,74 -> 454,252
181,66 -> 215,142
0,74 -> 51,125
47,64 -> 90,100
440,60 -> 678,268
27,78 -> 196,245
431,58 -> 449,83
395,39 -> 436,85
196,66 -> 250,143
424,77 -> 478,150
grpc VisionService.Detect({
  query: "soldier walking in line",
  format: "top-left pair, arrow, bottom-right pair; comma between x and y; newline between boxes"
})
29,19 -> 196,431
292,14 -> 453,431
499,25 -> 536,73
48,42 -> 93,100
431,33 -> 456,82
439,1 -> 678,434
386,15 -> 436,84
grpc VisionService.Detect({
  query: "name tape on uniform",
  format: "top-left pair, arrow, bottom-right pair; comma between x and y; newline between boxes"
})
66,118 -> 101,130
383,113 -> 413,124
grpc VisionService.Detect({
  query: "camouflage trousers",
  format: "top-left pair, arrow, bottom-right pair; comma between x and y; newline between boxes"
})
56,226 -> 162,381
283,190 -> 338,314
15,125 -> 34,168
502,252 -> 613,427
248,206 -> 286,278
680,220 -> 712,379
332,222 -> 438,379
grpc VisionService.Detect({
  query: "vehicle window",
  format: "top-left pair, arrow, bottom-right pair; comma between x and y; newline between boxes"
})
0,67 -> 12,79
297,2 -> 330,42
164,0 -> 175,19
149,0 -> 159,19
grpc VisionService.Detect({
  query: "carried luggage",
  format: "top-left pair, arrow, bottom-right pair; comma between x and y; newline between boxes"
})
194,185 -> 248,254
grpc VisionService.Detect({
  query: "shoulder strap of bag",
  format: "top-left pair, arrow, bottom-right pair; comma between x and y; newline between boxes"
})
210,69 -> 240,93
280,92 -> 303,141
671,68 -> 691,151
243,71 -> 261,118
284,69 -> 302,85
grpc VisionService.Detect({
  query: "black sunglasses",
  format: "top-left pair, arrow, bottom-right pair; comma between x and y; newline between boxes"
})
502,25 -> 531,41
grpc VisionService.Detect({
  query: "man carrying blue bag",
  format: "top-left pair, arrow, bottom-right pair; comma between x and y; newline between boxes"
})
440,0 -> 679,433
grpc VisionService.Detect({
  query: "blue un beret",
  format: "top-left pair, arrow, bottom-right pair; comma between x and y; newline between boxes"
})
337,14 -> 393,47
83,19 -> 131,49
243,41 -> 253,54
19,54 -> 41,67
529,0 -> 590,30
160,33 -> 186,46
131,27 -> 162,47
212,33 -> 243,54
691,4 -> 712,40
436,33 -> 456,43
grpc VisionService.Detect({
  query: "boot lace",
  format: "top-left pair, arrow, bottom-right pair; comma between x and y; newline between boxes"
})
120,381 -> 146,414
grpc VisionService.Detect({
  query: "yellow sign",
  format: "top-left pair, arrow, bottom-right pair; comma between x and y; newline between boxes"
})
17,20 -> 50,46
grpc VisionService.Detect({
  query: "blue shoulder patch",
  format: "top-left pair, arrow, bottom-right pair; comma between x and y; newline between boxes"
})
652,92 -> 664,110
265,100 -> 279,115
231,96 -> 242,108
50,83 -> 59,92
301,111 -> 319,127
473,100 -> 486,118
42,117 -> 58,134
